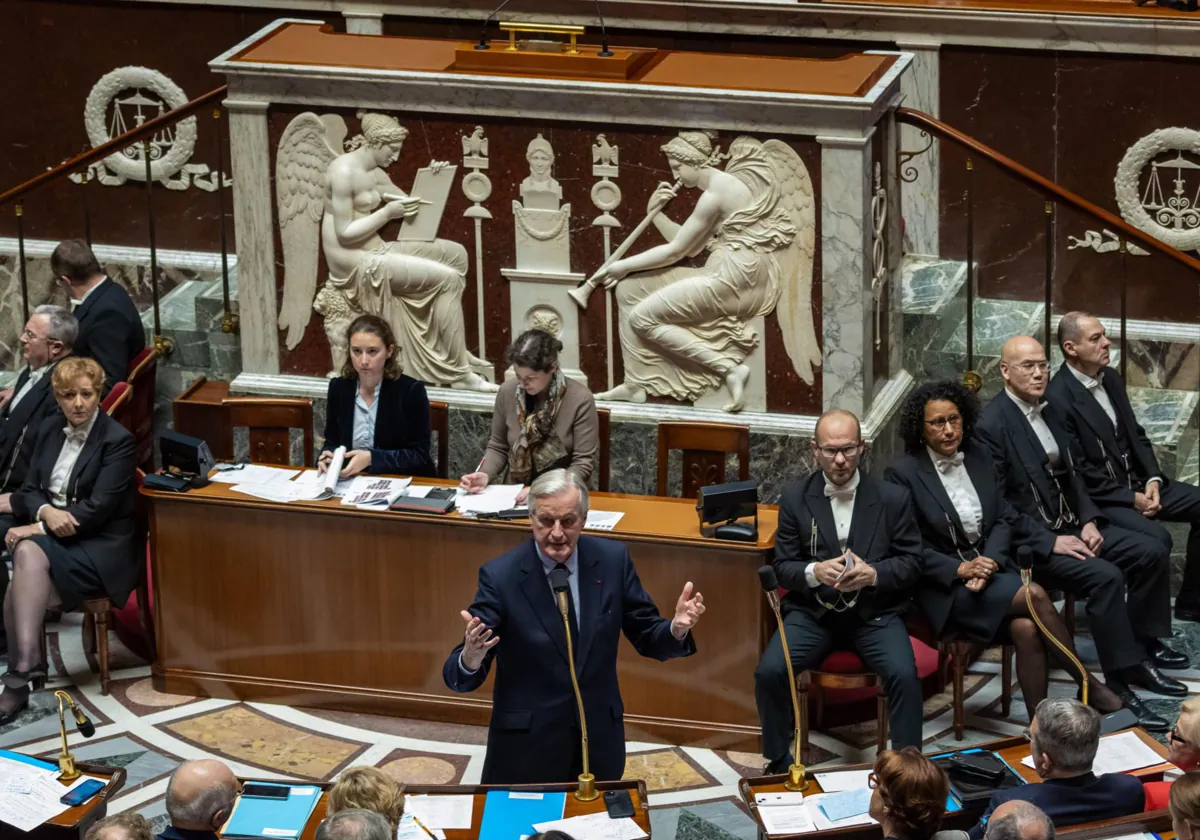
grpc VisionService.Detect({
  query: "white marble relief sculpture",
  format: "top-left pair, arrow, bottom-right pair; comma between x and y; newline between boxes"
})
592,134 -> 623,389
1067,230 -> 1149,256
591,130 -> 819,413
461,126 -> 494,362
275,110 -> 496,390
1115,128 -> 1200,253
68,66 -> 230,192
513,134 -> 572,272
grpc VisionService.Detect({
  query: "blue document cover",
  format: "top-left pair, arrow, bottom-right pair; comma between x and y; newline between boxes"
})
223,784 -> 321,839
0,750 -> 57,772
819,787 -> 872,822
478,790 -> 567,840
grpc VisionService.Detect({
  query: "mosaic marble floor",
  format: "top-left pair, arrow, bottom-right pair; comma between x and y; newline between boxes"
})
1,609 -> 1193,840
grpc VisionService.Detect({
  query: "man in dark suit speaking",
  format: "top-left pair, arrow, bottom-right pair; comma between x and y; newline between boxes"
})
443,468 -> 705,785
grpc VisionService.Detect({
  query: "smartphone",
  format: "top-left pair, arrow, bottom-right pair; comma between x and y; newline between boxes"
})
241,783 -> 291,800
834,551 -> 853,581
603,789 -> 635,819
60,779 -> 105,806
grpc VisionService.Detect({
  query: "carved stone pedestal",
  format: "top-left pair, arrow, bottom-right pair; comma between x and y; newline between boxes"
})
692,314 -> 768,414
501,268 -> 587,383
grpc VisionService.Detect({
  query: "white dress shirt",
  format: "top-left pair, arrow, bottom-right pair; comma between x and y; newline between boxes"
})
36,410 -> 99,531
805,469 -> 860,588
351,381 -> 382,450
8,364 -> 48,412
927,447 -> 983,544
69,277 -> 107,310
1005,387 -> 1060,466
1066,363 -> 1117,428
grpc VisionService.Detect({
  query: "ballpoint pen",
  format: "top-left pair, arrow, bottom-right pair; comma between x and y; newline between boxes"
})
410,815 -> 438,840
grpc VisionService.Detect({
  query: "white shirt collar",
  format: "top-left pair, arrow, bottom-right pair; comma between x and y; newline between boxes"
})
1005,386 -> 1047,417
63,409 -> 99,440
70,276 -> 107,308
1066,362 -> 1103,389
823,468 -> 860,495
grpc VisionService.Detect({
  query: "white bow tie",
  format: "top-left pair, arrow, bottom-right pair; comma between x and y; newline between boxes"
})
824,483 -> 855,501
934,452 -> 965,474
1027,401 -> 1048,418
64,427 -> 88,445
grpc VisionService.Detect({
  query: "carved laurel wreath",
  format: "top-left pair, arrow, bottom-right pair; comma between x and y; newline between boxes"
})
1114,127 -> 1200,252
83,66 -> 197,183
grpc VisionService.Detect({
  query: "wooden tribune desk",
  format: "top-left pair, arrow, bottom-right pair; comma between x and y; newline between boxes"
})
737,728 -> 1171,839
0,764 -> 126,840
146,476 -> 778,750
249,779 -> 651,840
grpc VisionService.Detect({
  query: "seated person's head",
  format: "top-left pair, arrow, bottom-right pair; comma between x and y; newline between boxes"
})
867,746 -> 949,840
342,315 -> 399,383
812,408 -> 864,488
314,808 -> 392,840
528,832 -> 577,840
1028,697 -> 1099,779
164,759 -> 238,832
1170,698 -> 1200,772
900,379 -> 979,458
22,305 -> 76,369
327,766 -> 405,828
984,800 -> 1054,840
51,357 -> 104,428
1172,773 -> 1200,840
83,812 -> 154,840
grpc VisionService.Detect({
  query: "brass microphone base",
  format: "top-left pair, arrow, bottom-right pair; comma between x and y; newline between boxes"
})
785,763 -> 808,792
58,754 -> 81,783
575,772 -> 600,801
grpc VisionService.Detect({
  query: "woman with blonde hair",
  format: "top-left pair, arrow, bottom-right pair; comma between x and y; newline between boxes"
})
327,766 -> 405,828
0,357 -> 136,722
1171,772 -> 1200,837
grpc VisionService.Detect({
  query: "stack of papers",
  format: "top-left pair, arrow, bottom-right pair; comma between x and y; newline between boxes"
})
1020,730 -> 1165,775
212,464 -> 299,485
340,476 -> 413,509
0,751 -> 105,832
813,769 -> 871,792
404,794 -> 473,830
455,484 -> 525,515
229,451 -> 348,504
755,791 -> 814,837
817,787 -> 872,822
223,784 -> 321,839
584,510 -> 624,531
533,812 -> 647,840
804,792 -> 877,831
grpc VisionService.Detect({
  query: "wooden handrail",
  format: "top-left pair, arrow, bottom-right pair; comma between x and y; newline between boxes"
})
897,107 -> 1200,275
0,85 -> 228,207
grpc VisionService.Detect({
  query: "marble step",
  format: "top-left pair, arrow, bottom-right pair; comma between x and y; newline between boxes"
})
139,277 -> 241,377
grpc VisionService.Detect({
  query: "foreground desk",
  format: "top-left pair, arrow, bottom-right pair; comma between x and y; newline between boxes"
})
0,764 -> 125,840
146,477 -> 777,750
738,728 -> 1171,840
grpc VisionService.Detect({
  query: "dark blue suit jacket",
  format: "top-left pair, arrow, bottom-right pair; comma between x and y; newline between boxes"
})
968,771 -> 1145,839
73,278 -> 145,393
320,374 -> 435,477
442,535 -> 696,784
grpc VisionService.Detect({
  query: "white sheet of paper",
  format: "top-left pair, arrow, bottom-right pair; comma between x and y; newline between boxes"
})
584,510 -> 624,531
454,484 -> 524,515
758,804 -> 816,836
1020,730 -> 1165,775
293,469 -> 353,498
755,792 -> 806,806
211,465 -> 299,485
403,486 -> 434,499
0,774 -> 103,832
340,476 -> 413,508
531,813 -> 647,840
395,813 -> 446,840
813,769 -> 872,793
403,794 -> 473,830
804,793 -> 877,832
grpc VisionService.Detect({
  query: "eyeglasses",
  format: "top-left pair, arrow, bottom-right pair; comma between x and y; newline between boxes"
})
867,771 -> 879,790
1022,727 -> 1032,742
1012,361 -> 1050,373
20,329 -> 45,342
817,444 -> 860,459
1169,727 -> 1193,748
924,414 -> 963,431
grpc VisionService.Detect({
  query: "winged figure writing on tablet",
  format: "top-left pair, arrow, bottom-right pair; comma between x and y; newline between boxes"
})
276,110 -> 495,390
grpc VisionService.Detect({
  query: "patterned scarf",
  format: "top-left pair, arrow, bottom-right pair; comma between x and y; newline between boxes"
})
508,371 -> 569,485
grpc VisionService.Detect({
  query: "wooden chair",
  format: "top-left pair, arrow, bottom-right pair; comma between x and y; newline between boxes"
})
656,421 -> 750,499
429,400 -> 449,478
800,652 -> 889,756
944,639 -> 1015,740
596,407 -> 611,493
222,397 -> 314,466
101,382 -> 134,433
124,347 -> 158,473
79,469 -> 153,695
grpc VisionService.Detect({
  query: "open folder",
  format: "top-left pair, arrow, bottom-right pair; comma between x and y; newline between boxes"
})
222,784 -> 321,839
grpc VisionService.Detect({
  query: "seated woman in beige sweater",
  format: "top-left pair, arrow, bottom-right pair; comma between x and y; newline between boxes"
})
460,329 -> 598,504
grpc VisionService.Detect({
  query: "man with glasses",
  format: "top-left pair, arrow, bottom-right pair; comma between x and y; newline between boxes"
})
0,305 -> 75,657
1048,311 -> 1200,624
979,335 -> 1184,728
754,408 -> 925,772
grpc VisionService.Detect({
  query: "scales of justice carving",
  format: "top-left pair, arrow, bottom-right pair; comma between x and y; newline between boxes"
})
276,111 -> 496,390
572,130 -> 819,413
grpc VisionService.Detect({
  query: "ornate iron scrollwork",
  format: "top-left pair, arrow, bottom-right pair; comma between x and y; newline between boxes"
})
898,130 -> 934,184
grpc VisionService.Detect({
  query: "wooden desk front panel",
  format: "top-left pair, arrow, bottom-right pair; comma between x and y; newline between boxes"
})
150,492 -> 771,750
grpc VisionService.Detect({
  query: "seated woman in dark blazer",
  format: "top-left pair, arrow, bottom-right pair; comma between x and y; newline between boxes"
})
885,379 -> 1122,719
319,314 -> 435,478
0,357 -> 136,722
460,329 -> 598,504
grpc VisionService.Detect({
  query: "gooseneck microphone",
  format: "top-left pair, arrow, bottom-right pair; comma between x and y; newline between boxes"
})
594,0 -> 613,57
549,567 -> 598,801
1016,545 -> 1088,706
758,565 -> 807,791
53,690 -> 95,782
474,0 -> 515,50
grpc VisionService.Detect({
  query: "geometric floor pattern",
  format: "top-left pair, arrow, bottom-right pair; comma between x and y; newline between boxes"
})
1,606 -> 1192,840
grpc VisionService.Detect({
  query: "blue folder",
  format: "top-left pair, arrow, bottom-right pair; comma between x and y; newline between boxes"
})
0,750 -> 57,772
222,784 -> 321,839
478,790 -> 567,840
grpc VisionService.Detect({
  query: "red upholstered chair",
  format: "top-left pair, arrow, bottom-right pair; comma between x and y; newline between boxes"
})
124,347 -> 158,473
102,382 -> 134,434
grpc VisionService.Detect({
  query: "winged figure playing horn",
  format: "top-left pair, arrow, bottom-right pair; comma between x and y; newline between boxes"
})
275,110 -> 494,389
592,130 -> 819,412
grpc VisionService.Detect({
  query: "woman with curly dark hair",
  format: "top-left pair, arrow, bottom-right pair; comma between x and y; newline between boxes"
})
885,380 -> 1123,718
868,747 -> 949,840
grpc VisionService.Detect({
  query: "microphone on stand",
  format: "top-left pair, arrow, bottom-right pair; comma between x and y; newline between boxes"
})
758,565 -> 807,792
474,0 -> 515,50
594,0 -> 613,57
549,567 -> 599,801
